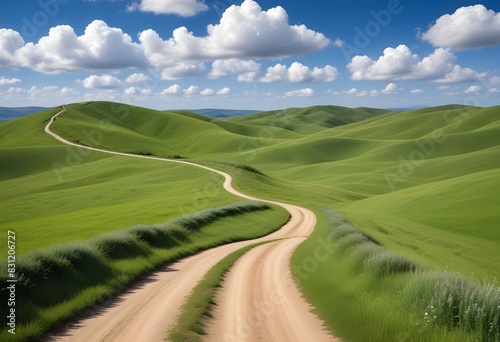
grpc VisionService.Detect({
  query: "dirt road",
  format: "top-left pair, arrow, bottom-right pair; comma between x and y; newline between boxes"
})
45,107 -> 337,341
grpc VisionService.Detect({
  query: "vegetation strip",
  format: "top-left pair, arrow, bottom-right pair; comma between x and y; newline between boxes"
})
168,240 -> 274,342
0,202 -> 289,341
293,207 -> 500,341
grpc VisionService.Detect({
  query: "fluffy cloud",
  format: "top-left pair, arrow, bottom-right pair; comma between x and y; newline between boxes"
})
123,87 -> 153,96
200,88 -> 215,96
411,89 -> 424,94
0,77 -> 21,86
421,5 -> 500,50
82,74 -> 122,89
209,59 -> 260,81
216,87 -> 231,95
2,85 -> 80,101
60,87 -> 79,96
159,62 -> 206,80
125,73 -> 151,84
139,0 -> 329,61
347,45 -> 485,83
183,85 -> 198,95
161,84 -> 182,95
284,88 -> 315,97
0,29 -> 24,66
1,1 -> 330,78
260,62 -> 338,83
464,85 -> 481,93
381,83 -> 398,94
332,38 -> 344,47
128,0 -> 208,17
15,20 -> 147,73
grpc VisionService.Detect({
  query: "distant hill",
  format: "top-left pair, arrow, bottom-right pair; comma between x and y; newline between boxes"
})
171,108 -> 260,118
0,107 -> 48,122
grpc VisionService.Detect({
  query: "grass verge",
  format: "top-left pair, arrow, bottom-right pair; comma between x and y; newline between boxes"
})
292,207 -> 500,342
168,241 -> 272,342
0,202 -> 289,341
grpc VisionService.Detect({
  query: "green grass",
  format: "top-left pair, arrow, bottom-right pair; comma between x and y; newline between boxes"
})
292,208 -> 499,341
2,101 -> 500,341
168,241 -> 272,342
0,202 -> 289,341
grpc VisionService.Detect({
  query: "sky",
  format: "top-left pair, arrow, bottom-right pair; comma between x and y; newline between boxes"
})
0,0 -> 499,110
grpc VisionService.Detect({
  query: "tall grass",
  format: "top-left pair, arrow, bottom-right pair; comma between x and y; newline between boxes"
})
325,207 -> 416,278
0,201 -> 277,341
315,207 -> 499,341
404,270 -> 500,341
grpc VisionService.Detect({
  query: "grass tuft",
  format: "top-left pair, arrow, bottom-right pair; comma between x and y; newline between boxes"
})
89,231 -> 150,260
404,270 -> 500,341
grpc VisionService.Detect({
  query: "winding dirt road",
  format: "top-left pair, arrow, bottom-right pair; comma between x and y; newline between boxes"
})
44,107 -> 337,342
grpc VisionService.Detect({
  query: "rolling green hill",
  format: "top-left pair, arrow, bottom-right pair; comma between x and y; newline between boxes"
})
13,101 -> 498,279
1,101 -> 499,341
43,101 -> 500,277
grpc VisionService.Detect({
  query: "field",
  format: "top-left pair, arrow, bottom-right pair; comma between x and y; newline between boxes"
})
1,101 -> 499,340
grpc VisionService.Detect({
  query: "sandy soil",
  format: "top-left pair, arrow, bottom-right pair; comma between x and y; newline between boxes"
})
44,107 -> 338,341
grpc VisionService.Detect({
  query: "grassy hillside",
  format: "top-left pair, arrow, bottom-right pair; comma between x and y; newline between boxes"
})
2,101 -> 499,341
46,102 -> 500,277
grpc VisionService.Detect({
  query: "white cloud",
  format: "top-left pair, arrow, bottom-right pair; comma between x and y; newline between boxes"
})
5,85 -> 61,98
488,87 -> 500,93
183,85 -> 198,95
0,29 -> 24,67
435,65 -> 487,83
161,84 -> 181,95
284,88 -> 314,97
60,87 -> 79,96
346,88 -> 360,96
2,2 -> 329,77
411,89 -> 424,94
260,62 -> 338,83
347,44 -> 484,83
0,77 -> 21,86
421,5 -> 500,50
330,88 -> 378,97
200,88 -> 215,96
216,87 -> 231,95
332,38 -> 344,47
464,85 -> 481,93
123,87 -> 153,96
160,62 -> 206,80
125,72 -> 151,84
139,0 -> 329,62
209,59 -> 260,81
82,74 -> 122,89
381,83 -> 398,94
128,0 -> 208,17
16,20 -> 147,74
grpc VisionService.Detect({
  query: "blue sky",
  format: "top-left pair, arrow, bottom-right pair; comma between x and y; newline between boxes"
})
1,0 -> 499,110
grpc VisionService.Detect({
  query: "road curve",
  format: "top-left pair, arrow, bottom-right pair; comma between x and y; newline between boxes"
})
44,107 -> 337,342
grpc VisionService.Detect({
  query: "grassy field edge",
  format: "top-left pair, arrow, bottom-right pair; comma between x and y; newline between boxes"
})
0,202 -> 290,341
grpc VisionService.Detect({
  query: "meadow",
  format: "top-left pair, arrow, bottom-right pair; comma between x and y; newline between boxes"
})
1,101 -> 499,340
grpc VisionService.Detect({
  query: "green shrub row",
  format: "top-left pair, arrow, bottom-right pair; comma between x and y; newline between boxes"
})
0,201 -> 270,328
324,208 -> 500,341
325,209 -> 416,277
